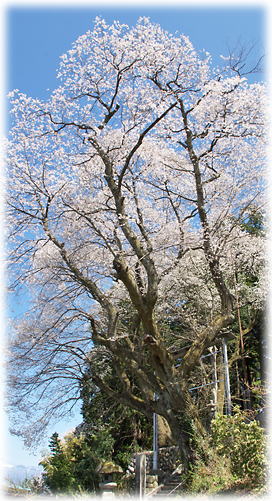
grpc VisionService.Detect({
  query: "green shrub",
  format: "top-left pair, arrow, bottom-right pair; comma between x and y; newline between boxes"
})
188,451 -> 234,493
211,407 -> 266,488
187,408 -> 266,494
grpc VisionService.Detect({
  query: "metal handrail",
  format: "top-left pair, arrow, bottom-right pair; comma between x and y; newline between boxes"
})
167,480 -> 184,495
146,483 -> 164,497
146,478 -> 184,497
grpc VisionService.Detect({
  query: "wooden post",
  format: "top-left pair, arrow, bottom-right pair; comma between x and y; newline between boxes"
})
136,454 -> 146,499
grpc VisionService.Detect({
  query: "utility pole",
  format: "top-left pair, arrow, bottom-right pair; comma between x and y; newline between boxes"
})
209,345 -> 218,416
153,412 -> 158,470
222,337 -> 232,415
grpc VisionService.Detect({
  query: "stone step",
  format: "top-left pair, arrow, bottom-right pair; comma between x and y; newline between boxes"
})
161,484 -> 180,489
155,491 -> 181,496
153,480 -> 182,496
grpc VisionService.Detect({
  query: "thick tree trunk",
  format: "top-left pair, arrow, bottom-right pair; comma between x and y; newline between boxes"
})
155,386 -> 206,472
158,416 -> 174,447
162,409 -> 204,471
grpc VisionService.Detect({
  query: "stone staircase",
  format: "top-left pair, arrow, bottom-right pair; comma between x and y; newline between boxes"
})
157,473 -> 183,496
147,472 -> 183,497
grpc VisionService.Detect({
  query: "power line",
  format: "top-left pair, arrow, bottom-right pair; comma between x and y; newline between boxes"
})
189,379 -> 224,392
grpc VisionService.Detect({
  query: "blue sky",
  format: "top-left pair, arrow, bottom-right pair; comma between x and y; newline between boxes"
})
5,3 -> 266,470
7,5 -> 265,99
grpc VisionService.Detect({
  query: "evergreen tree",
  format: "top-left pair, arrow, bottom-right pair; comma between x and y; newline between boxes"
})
40,432 -> 77,493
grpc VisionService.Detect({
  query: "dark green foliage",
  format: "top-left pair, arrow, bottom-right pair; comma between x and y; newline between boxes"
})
227,312 -> 265,411
40,381 -> 152,495
40,429 -> 115,494
81,379 -> 152,469
221,209 -> 266,412
40,433 -> 78,493
240,209 -> 265,236
66,429 -> 114,492
80,337 -> 153,469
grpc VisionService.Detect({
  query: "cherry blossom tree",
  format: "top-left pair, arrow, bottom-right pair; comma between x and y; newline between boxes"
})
7,17 -> 266,467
